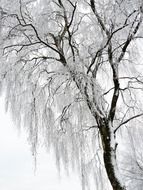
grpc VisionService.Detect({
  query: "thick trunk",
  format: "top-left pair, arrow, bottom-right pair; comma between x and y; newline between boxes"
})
99,121 -> 125,190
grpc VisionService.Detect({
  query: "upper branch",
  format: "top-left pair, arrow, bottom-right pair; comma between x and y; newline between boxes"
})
6,13 -> 67,65
118,11 -> 143,62
90,0 -> 110,36
108,43 -> 120,122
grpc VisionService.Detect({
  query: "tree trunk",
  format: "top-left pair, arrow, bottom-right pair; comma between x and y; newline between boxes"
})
71,72 -> 125,189
99,120 -> 125,190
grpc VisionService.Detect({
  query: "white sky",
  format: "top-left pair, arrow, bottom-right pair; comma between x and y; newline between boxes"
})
0,96 -> 81,190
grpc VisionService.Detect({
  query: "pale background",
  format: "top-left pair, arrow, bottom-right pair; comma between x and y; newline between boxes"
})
0,96 -> 81,190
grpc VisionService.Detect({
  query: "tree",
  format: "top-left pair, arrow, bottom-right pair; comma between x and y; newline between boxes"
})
0,0 -> 143,189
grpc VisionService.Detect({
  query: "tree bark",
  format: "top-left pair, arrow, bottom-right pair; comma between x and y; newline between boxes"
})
99,120 -> 125,190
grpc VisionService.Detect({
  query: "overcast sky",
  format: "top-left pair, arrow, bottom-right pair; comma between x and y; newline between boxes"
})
0,96 -> 81,190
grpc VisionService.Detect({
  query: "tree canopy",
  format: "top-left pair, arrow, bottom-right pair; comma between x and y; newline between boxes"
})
0,0 -> 143,189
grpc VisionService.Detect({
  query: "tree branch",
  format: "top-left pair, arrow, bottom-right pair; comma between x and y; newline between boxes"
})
114,113 -> 143,134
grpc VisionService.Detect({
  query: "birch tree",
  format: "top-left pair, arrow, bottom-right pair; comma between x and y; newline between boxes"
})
0,0 -> 143,189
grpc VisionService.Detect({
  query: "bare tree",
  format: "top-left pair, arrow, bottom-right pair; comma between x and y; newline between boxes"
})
0,0 -> 143,189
